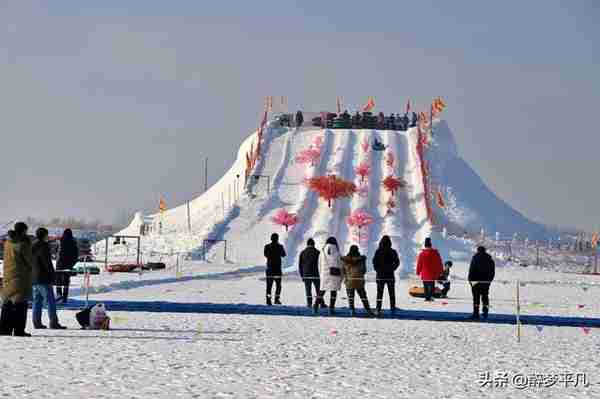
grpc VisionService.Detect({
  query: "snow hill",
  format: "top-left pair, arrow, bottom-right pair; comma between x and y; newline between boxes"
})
108,117 -> 551,272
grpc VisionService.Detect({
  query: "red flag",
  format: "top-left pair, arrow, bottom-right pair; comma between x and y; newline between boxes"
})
362,97 -> 375,112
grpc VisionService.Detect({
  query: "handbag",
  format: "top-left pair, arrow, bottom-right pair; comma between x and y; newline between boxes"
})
329,267 -> 341,276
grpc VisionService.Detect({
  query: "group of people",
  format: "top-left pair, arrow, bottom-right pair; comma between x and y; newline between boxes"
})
282,110 -> 419,131
264,234 -> 496,320
0,222 -> 79,336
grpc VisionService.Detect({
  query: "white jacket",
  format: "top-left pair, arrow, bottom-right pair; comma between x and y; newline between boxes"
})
319,243 -> 344,291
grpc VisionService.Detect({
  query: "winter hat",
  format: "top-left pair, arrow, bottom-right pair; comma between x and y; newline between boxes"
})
477,246 -> 486,253
445,261 -> 453,267
379,236 -> 392,249
271,233 -> 279,243
307,238 -> 315,247
325,236 -> 338,248
36,227 -> 49,241
424,237 -> 432,248
347,245 -> 361,257
14,222 -> 28,236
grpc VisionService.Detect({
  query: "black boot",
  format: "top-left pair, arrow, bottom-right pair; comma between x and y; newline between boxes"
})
362,298 -> 375,317
274,297 -> 282,305
376,300 -> 383,317
0,301 -> 15,336
329,295 -> 336,316
306,297 -> 313,308
13,302 -> 31,337
468,305 -> 480,320
266,296 -> 272,306
482,306 -> 489,320
348,295 -> 356,316
313,301 -> 319,315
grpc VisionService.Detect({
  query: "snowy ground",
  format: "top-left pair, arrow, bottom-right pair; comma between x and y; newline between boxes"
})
2,258 -> 599,398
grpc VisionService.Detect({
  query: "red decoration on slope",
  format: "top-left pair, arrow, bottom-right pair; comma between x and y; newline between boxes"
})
307,175 -> 356,208
271,208 -> 298,232
382,175 -> 406,196
355,161 -> 371,184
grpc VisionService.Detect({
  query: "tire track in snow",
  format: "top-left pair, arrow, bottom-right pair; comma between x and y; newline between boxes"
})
283,129 -> 335,269
345,130 -> 372,255
331,129 -> 358,254
396,129 -> 432,276
256,127 -> 297,219
365,129 -> 387,263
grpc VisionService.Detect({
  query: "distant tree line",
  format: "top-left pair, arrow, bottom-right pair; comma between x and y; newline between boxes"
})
22,216 -> 118,233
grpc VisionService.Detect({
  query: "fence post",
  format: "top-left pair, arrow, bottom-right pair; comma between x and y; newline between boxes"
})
516,280 -> 521,343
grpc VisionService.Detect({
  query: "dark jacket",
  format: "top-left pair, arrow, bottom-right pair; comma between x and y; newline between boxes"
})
32,240 -> 55,285
373,237 -> 400,279
1,231 -> 33,302
264,242 -> 286,274
56,237 -> 79,270
295,111 -> 304,127
298,246 -> 319,279
468,249 -> 495,284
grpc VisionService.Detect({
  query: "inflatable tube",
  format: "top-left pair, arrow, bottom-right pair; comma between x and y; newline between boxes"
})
142,262 -> 166,271
106,264 -> 139,273
408,285 -> 443,298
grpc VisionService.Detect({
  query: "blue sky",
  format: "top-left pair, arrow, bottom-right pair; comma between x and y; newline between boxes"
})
1,0 -> 598,230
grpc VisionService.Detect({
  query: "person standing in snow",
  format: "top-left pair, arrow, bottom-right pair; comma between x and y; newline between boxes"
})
373,236 -> 400,316
295,110 -> 304,128
32,227 -> 66,330
439,261 -> 453,298
316,237 -> 344,315
415,237 -> 443,302
0,222 -> 33,337
467,246 -> 495,320
55,228 -> 78,304
410,112 -> 418,127
264,233 -> 286,306
298,238 -> 326,309
342,245 -> 374,317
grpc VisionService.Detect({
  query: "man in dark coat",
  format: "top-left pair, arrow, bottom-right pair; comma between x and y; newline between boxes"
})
468,246 -> 496,320
372,236 -> 400,316
295,110 -> 304,128
264,233 -> 286,306
55,228 -> 79,304
298,238 -> 326,308
32,228 -> 66,329
0,222 -> 33,337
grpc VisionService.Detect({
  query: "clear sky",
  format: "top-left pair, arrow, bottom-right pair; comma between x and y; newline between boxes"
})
1,1 -> 598,230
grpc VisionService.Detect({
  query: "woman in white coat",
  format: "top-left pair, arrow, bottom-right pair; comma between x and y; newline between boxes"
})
315,237 -> 344,315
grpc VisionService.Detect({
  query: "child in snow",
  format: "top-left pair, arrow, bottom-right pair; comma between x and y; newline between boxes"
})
439,261 -> 452,298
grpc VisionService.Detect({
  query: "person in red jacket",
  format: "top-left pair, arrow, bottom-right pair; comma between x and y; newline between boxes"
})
416,237 -> 443,301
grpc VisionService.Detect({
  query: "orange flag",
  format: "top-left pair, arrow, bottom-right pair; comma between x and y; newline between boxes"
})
159,198 -> 167,214
362,97 -> 375,112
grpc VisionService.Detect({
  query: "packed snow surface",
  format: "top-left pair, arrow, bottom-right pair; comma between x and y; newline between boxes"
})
1,259 -> 599,398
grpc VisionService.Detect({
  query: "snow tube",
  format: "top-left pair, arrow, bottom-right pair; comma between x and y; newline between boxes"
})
106,264 -> 139,273
142,262 -> 166,271
408,286 -> 443,298
73,264 -> 101,275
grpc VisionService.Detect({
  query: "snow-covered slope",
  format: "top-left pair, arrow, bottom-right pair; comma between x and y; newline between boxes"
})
427,121 -> 551,240
104,117 -> 551,270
